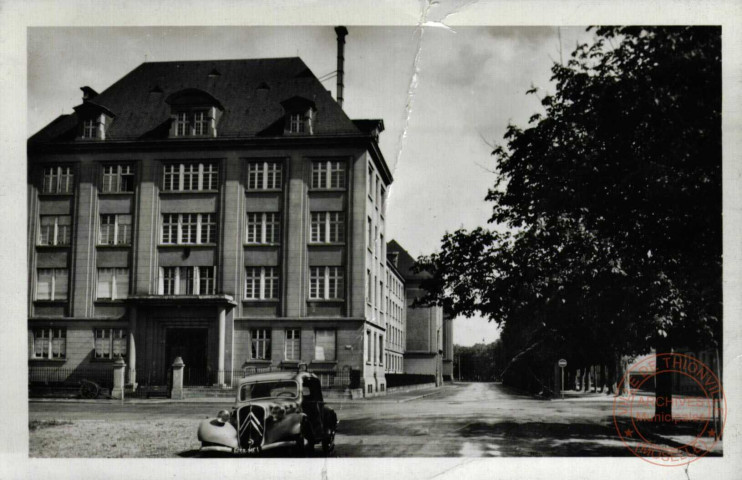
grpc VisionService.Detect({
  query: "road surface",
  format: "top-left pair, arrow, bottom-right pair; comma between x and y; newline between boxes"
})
29,382 -> 717,457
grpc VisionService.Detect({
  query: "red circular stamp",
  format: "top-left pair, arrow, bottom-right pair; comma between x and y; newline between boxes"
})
612,353 -> 725,466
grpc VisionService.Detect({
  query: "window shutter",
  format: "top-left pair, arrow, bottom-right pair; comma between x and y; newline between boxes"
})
193,266 -> 200,295
158,267 -> 164,294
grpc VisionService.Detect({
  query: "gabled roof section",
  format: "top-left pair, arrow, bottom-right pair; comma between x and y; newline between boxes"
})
29,57 -> 362,144
387,239 -> 431,282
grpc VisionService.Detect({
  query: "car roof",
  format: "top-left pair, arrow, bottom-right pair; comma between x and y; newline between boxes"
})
236,370 -> 315,386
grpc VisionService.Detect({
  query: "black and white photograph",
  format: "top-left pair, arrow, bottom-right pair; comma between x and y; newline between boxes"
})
1,1 -> 741,479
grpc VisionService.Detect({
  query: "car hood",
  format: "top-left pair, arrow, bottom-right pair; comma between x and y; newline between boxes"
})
237,397 -> 301,413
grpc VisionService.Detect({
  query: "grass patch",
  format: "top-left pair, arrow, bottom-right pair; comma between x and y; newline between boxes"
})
30,419 -> 74,431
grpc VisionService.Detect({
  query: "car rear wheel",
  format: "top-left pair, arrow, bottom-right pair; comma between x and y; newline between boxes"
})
321,430 -> 335,454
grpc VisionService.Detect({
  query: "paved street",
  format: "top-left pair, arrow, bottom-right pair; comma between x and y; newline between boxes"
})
29,382 -> 721,458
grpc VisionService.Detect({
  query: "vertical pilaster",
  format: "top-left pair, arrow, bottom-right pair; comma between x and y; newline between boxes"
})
128,307 -> 137,386
285,155 -> 306,316
72,163 -> 96,317
217,305 -> 226,386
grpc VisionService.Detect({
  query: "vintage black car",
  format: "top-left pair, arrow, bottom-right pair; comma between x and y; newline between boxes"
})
197,371 -> 338,455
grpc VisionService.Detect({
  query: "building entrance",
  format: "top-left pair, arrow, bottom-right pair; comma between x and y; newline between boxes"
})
165,328 -> 209,386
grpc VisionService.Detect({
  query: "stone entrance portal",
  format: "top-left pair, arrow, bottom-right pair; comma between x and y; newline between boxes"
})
165,328 -> 208,386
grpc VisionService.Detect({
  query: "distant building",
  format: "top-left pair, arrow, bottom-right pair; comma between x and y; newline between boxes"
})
442,310 -> 454,381
385,258 -> 406,374
387,240 -> 443,386
27,28 -> 397,396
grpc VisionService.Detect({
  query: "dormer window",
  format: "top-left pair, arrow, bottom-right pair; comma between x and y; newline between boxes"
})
289,112 -> 307,134
174,109 -> 210,137
82,119 -> 97,139
166,89 -> 224,139
281,96 -> 316,136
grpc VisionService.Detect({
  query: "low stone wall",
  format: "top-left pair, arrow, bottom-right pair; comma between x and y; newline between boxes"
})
386,382 -> 438,395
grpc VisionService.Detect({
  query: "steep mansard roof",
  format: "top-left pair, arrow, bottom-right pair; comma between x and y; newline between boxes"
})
29,57 -> 363,144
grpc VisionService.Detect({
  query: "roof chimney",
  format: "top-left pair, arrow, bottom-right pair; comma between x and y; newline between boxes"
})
334,26 -> 348,109
80,86 -> 99,102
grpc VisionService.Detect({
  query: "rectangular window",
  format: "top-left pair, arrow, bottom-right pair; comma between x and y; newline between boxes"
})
379,334 -> 384,364
160,213 -> 216,245
175,112 -> 189,136
180,214 -> 198,244
31,328 -> 66,359
309,212 -> 345,243
366,269 -> 372,304
42,166 -> 74,194
311,160 -> 346,189
367,217 -> 373,250
285,329 -> 301,361
309,267 -> 343,300
245,267 -> 279,300
96,268 -> 129,300
199,266 -> 216,295
368,166 -> 374,199
366,331 -> 372,363
82,119 -> 97,139
288,113 -> 304,133
101,165 -> 134,193
99,214 -> 131,245
315,329 -> 336,361
94,328 -> 127,359
162,267 -> 177,295
246,213 -> 280,244
200,213 -> 216,244
247,161 -> 282,190
39,215 -> 71,246
251,329 -> 271,360
159,266 -> 215,295
193,111 -> 208,136
36,269 -> 68,301
162,162 -> 218,192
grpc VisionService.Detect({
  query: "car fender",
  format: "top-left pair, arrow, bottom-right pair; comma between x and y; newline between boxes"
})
197,419 -> 239,449
290,413 -> 307,437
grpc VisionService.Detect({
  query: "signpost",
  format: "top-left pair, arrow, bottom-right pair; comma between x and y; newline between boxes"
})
558,359 -> 567,399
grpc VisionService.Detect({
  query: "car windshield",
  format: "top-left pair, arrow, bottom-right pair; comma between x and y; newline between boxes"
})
240,380 -> 298,401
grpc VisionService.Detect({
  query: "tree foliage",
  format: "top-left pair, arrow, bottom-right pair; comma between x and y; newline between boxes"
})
415,27 -> 721,388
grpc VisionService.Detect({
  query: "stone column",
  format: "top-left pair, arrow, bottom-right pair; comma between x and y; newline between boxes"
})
171,356 -> 184,400
217,306 -> 226,387
128,307 -> 137,387
112,357 -> 126,400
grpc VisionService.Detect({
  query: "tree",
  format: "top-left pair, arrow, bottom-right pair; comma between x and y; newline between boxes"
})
415,27 -> 721,417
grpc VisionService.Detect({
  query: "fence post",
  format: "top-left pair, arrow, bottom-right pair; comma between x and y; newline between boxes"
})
171,357 -> 185,400
111,357 -> 126,400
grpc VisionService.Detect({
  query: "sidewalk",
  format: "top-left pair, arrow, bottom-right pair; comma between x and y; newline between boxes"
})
29,384 -> 452,405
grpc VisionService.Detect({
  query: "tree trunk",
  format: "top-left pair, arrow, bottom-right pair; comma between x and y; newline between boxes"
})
582,368 -> 590,392
599,364 -> 607,393
655,346 -> 673,422
606,359 -> 616,395
591,365 -> 597,393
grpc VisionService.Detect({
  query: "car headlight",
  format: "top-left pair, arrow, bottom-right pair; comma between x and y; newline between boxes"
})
216,409 -> 231,424
270,405 -> 285,421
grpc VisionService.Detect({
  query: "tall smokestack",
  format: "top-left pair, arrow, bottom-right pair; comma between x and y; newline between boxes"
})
334,26 -> 348,109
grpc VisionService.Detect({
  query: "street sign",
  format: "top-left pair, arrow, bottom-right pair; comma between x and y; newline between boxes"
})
558,359 -> 567,399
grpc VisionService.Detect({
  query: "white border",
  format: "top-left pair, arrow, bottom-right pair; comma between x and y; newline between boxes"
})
1,1 -> 740,479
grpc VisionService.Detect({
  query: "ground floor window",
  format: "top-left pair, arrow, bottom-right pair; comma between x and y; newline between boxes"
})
251,329 -> 271,360
31,327 -> 66,359
314,329 -> 336,361
94,328 -> 127,359
285,329 -> 300,361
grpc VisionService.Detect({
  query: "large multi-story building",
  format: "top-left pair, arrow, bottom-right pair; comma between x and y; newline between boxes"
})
27,28 -> 394,395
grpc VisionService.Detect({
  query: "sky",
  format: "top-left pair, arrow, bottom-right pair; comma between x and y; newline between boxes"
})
27,26 -> 596,346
